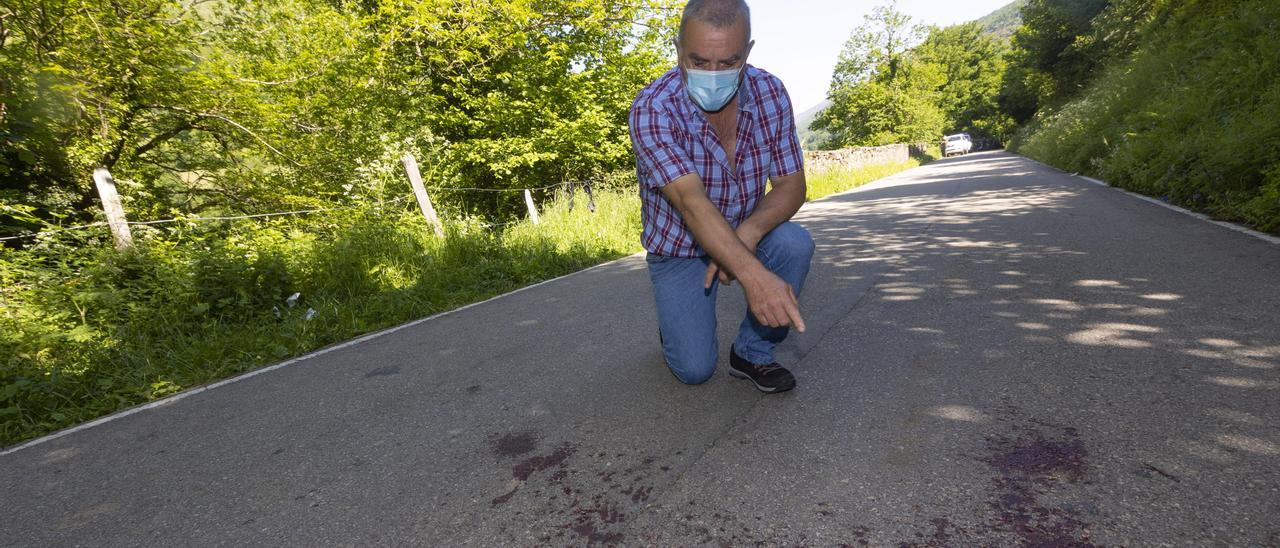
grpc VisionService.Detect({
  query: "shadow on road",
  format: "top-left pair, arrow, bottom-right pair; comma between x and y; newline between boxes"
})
5,151 -> 1278,546
733,150 -> 1280,545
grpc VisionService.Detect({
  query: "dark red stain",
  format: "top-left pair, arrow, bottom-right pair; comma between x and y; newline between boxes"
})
491,431 -> 538,458
512,443 -> 575,481
846,525 -> 872,546
488,448 -> 684,543
982,428 -> 1087,484
629,485 -> 652,503
898,517 -> 958,548
489,442 -> 577,507
489,490 -> 516,506
561,495 -> 627,545
570,523 -> 623,545
981,425 -> 1098,547
576,495 -> 626,524
869,412 -> 1103,546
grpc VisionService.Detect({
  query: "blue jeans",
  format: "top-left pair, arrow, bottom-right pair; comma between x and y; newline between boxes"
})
646,221 -> 815,384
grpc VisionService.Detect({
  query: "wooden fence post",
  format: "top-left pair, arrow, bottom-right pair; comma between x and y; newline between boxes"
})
92,168 -> 133,250
400,153 -> 445,237
524,189 -> 540,225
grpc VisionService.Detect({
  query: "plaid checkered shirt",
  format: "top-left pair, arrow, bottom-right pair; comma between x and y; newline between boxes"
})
628,65 -> 805,258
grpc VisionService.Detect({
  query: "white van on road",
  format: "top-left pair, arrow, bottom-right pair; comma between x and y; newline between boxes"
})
943,133 -> 973,157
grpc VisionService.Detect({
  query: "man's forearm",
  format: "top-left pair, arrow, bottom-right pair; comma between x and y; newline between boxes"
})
736,174 -> 806,248
678,194 -> 769,281
658,172 -> 807,330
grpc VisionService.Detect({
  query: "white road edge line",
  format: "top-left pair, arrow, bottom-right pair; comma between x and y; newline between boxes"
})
1,251 -> 646,456
1020,154 -> 1280,246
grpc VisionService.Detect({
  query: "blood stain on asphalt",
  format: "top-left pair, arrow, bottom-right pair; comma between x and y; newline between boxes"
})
491,431 -> 539,458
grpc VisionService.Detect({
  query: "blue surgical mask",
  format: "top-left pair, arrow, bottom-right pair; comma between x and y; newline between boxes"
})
684,66 -> 743,112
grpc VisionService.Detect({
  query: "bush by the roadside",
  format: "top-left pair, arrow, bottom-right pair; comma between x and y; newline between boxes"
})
1011,0 -> 1280,233
0,193 -> 637,446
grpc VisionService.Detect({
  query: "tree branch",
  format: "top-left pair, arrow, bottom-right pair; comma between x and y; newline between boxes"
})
99,107 -> 138,169
145,105 -> 301,166
132,121 -> 193,158
236,67 -> 323,86
0,12 -> 11,50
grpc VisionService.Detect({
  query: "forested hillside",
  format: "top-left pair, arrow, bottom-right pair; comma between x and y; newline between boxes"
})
974,0 -> 1025,40
1012,0 -> 1280,233
796,100 -> 832,149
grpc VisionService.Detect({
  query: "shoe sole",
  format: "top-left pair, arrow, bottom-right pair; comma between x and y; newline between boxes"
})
727,367 -> 795,393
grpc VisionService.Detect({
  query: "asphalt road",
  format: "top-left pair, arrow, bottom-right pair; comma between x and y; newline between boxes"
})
4,151 -> 1279,546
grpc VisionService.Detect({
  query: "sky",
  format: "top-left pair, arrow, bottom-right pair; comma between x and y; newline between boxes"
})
744,0 -> 1015,113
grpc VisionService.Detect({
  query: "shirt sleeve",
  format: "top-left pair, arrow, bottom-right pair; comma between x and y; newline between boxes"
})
769,85 -> 805,179
629,100 -> 694,189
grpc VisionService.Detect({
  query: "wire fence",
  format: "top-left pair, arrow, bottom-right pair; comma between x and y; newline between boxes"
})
1,198 -> 406,243
1,175 -> 599,244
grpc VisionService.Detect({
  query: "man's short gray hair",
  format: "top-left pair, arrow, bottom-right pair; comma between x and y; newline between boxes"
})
678,0 -> 752,45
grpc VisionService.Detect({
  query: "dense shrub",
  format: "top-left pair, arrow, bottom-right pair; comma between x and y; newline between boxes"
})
0,191 -> 636,445
1012,0 -> 1280,233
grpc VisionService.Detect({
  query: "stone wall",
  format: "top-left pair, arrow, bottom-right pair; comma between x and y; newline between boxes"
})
804,143 -> 923,172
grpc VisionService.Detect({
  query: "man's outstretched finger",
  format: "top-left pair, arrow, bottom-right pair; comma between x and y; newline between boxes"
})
704,264 -> 717,289
787,287 -> 806,332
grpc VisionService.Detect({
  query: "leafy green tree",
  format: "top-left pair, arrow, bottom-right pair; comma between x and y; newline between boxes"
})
1,0 -> 214,223
813,3 -> 944,147
1,0 -> 680,235
998,0 -> 1109,121
359,0 -> 679,217
0,0 -> 376,230
915,23 -> 1014,142
1072,0 -> 1163,65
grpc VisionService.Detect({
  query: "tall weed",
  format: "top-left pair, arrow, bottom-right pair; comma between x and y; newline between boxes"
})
1013,0 -> 1280,233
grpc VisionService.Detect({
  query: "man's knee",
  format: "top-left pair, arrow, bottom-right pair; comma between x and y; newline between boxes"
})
666,347 -> 718,385
765,222 -> 815,262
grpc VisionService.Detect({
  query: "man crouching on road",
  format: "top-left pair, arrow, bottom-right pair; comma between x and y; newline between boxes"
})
628,0 -> 814,393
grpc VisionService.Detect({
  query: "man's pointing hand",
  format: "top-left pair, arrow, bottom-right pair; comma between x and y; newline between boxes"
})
742,269 -> 806,333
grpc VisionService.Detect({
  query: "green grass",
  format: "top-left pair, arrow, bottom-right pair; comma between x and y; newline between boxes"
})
805,157 -> 931,200
0,157 -> 930,447
1010,0 -> 1280,234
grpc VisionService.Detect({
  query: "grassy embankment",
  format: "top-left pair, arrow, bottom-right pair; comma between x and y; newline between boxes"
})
0,154 -> 930,446
1010,0 -> 1280,234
